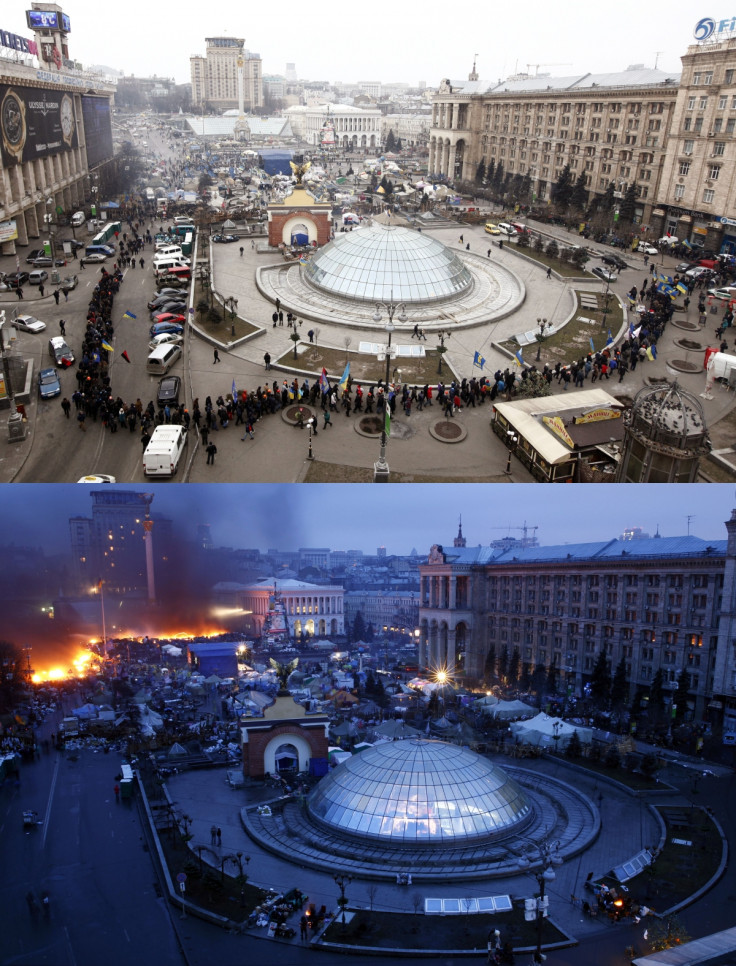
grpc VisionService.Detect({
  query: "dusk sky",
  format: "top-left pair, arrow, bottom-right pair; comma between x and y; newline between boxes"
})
7,484 -> 735,557
7,1 -> 701,86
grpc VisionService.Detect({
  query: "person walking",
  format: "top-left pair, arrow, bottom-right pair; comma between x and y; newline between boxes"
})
206,441 -> 217,465
213,348 -> 220,364
59,319 -> 66,336
239,246 -> 244,257
77,411 -> 86,431
216,827 -> 222,846
300,915 -> 309,940
264,351 -> 271,370
61,397 -> 71,418
38,282 -> 45,297
323,410 -> 332,429
16,286 -> 23,300
53,289 -> 60,305
210,824 -> 217,845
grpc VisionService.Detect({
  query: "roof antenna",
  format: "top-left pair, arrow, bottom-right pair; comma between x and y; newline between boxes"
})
686,514 -> 695,536
654,523 -> 660,538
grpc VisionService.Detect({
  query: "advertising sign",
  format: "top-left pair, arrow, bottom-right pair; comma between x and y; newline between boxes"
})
81,95 -> 113,168
0,220 -> 18,243
0,84 -> 77,166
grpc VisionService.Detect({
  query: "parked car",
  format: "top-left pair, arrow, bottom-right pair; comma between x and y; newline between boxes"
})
81,252 -> 108,264
60,275 -> 79,292
212,233 -> 238,243
60,238 -> 85,251
637,244 -> 659,256
157,375 -> 181,406
708,287 -> 736,301
38,367 -> 61,398
153,287 -> 184,299
12,314 -> 46,333
148,332 -> 184,351
151,312 -> 186,325
601,253 -> 628,270
484,223 -> 502,235
25,249 -> 45,263
49,335 -> 75,366
676,262 -> 697,273
685,266 -> 715,279
150,321 -> 184,337
4,271 -> 30,289
28,269 -> 49,285
77,475 -> 117,483
32,255 -> 67,268
592,266 -> 617,282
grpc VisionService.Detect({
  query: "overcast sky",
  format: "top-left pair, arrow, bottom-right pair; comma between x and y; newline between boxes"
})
6,0 -> 702,86
7,484 -> 735,557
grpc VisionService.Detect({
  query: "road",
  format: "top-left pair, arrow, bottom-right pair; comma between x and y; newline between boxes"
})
0,738 -> 184,966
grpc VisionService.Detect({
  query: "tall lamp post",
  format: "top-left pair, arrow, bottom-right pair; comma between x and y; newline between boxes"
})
518,840 -> 562,965
536,318 -> 549,361
372,295 -> 407,483
224,295 -> 238,337
436,329 -> 451,374
44,198 -> 58,272
333,872 -> 352,934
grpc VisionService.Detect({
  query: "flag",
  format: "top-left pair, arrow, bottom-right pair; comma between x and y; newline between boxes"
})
632,325 -> 641,340
319,367 -> 328,393
385,406 -> 391,437
514,349 -> 524,367
101,340 -> 114,352
606,331 -> 614,348
339,362 -> 350,393
589,337 -> 596,353
647,345 -> 657,361
628,320 -> 635,338
121,350 -> 131,364
473,351 -> 486,370
676,282 -> 688,295
123,311 -> 137,319
232,379 -> 237,401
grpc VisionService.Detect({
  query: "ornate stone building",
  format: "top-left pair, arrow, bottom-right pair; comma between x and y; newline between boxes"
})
418,516 -> 736,729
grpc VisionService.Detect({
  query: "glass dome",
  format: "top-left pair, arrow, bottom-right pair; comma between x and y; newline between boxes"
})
303,224 -> 473,305
307,739 -> 532,845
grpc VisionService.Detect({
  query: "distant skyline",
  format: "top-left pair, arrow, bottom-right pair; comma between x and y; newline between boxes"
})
6,0 -> 701,87
5,484 -> 735,558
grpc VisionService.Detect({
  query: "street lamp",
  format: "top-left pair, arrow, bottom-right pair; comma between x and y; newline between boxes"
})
373,295 -> 408,483
505,432 -> 518,475
224,295 -> 238,336
517,840 -> 562,965
44,198 -> 58,271
436,329 -> 451,374
333,872 -> 352,934
536,318 -> 549,362
307,417 -> 315,460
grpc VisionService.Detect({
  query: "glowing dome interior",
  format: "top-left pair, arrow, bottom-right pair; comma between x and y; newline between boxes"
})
303,223 -> 473,304
306,739 -> 532,845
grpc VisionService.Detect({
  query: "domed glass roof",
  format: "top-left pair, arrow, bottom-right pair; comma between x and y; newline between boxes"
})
307,739 -> 532,845
303,224 -> 473,304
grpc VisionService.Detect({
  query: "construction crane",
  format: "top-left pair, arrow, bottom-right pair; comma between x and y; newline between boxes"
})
489,522 -> 539,546
526,62 -> 572,76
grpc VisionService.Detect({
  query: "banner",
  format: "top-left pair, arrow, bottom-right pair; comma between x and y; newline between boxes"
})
0,219 -> 18,243
0,84 -> 77,165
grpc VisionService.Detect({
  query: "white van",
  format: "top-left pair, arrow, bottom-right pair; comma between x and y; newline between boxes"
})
146,343 -> 182,375
71,211 -> 85,227
154,244 -> 184,258
143,425 -> 187,477
497,222 -> 518,236
153,257 -> 190,276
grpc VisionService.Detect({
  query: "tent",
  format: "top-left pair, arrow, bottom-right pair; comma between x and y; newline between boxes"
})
473,695 -> 500,709
71,703 -> 98,719
373,720 -> 420,740
510,713 -> 593,749
168,742 -> 188,757
489,699 -> 536,720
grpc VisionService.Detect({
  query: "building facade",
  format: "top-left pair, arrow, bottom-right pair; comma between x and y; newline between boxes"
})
418,522 -> 736,729
0,9 -> 115,255
344,590 -> 420,637
189,37 -> 262,112
284,104 -> 381,150
430,37 -> 736,250
240,578 -> 345,639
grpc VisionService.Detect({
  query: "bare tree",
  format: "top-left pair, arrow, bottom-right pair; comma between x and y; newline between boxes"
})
411,892 -> 423,915
313,327 -> 320,345
344,336 -> 352,363
366,883 -> 379,913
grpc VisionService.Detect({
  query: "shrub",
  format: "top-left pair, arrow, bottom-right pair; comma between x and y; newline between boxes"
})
545,239 -> 559,259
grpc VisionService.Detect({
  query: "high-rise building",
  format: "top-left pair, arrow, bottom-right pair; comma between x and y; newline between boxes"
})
69,490 -> 172,596
189,36 -> 263,111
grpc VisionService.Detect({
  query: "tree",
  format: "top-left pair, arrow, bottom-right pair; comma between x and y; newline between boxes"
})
0,640 -> 24,713
531,664 -> 547,701
385,129 -> 396,153
590,650 -> 612,708
483,644 -> 496,686
366,622 -> 375,642
475,159 -> 486,184
498,645 -> 509,683
565,728 -> 583,759
571,172 -> 589,212
647,916 -> 690,952
520,171 -> 533,204
395,137 -> 402,152
599,182 -> 616,212
508,646 -> 520,686
492,160 -> 505,193
352,611 -> 366,642
552,164 -> 574,211
486,159 -> 496,187
610,657 -> 629,709
674,668 -> 690,722
649,668 -> 666,718
545,239 -> 560,259
619,183 -> 638,223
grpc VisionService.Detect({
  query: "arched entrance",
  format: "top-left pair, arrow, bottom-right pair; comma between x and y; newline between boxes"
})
290,222 -> 310,246
262,731 -> 313,775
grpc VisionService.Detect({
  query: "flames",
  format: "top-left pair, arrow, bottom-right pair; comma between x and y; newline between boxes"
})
31,649 -> 98,684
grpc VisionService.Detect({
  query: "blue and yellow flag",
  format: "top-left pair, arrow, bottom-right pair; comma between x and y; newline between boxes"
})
123,310 -> 137,319
514,349 -> 524,367
101,340 -> 114,352
473,351 -> 486,370
339,363 -> 350,392
676,282 -> 688,295
589,337 -> 596,353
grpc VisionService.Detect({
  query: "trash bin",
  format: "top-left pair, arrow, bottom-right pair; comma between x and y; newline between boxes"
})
7,411 -> 26,442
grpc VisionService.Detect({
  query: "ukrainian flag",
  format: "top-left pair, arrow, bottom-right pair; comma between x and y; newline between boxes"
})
676,282 -> 688,295
123,311 -> 137,320
101,340 -> 114,352
514,349 -> 524,367
339,363 -> 350,392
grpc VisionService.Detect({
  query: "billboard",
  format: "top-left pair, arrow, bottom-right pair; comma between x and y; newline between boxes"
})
0,84 -> 77,165
81,95 -> 113,169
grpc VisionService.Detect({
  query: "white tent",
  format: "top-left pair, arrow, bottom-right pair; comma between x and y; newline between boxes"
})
489,699 -> 537,720
510,713 -> 593,749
